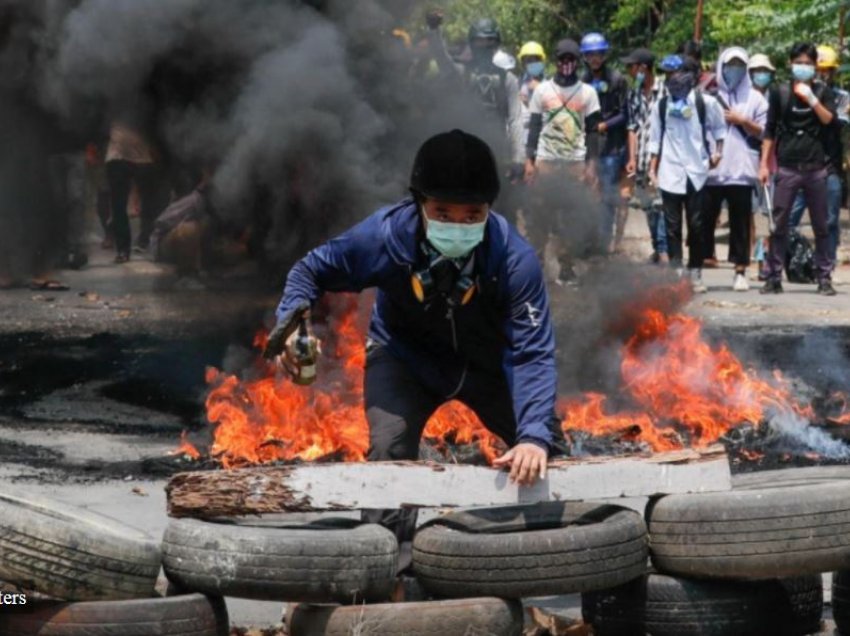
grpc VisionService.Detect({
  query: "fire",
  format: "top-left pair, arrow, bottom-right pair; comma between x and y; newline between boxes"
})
202,295 -> 501,468
171,431 -> 201,460
561,306 -> 828,451
186,285 -> 850,468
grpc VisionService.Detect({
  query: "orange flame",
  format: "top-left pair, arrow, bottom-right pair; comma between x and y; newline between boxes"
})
204,295 -> 501,468
170,431 -> 201,460
561,307 -> 822,450
196,286 -> 850,467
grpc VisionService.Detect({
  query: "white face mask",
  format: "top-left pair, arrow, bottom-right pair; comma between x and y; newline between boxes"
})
424,209 -> 488,258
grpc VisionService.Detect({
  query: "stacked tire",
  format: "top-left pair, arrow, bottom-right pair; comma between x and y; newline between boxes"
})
583,475 -> 850,635
0,489 -> 227,635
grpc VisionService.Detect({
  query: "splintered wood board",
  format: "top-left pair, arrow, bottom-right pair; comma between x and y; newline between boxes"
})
166,445 -> 730,518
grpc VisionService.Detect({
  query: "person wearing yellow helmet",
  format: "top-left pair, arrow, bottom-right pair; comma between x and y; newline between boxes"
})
816,45 -> 848,124
518,42 -> 547,149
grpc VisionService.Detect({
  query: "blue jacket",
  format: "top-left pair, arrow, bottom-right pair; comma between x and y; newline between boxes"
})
276,198 -> 557,449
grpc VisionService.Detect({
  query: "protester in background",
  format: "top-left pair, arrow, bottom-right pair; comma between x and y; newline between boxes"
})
648,56 -> 726,293
748,53 -> 777,277
581,32 -> 630,252
749,54 -> 776,95
760,42 -> 837,295
105,121 -> 164,263
525,38 -> 602,283
518,41 -> 547,148
679,40 -> 717,93
624,47 -> 668,264
787,45 -> 848,265
425,14 -> 525,173
704,48 -> 768,292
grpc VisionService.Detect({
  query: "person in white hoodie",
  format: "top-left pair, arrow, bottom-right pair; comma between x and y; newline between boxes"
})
704,48 -> 768,291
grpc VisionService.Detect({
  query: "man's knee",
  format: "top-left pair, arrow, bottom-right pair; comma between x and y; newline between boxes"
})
366,410 -> 419,461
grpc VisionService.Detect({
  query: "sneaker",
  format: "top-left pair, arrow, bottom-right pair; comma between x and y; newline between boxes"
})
114,252 -> 130,264
703,258 -> 718,269
733,273 -> 749,292
689,269 -> 707,293
818,280 -> 838,296
760,279 -> 784,294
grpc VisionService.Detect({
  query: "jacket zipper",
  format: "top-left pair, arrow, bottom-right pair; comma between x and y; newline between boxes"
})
445,306 -> 468,399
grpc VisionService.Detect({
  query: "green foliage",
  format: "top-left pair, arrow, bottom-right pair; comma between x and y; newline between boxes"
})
403,0 -> 850,75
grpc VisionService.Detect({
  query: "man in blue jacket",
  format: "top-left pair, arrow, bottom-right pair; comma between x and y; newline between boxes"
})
264,129 -> 560,487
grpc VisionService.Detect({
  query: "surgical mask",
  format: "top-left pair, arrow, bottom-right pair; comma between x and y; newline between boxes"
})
752,71 -> 772,88
635,71 -> 646,87
792,63 -> 816,82
526,61 -> 545,78
425,215 -> 487,259
666,72 -> 694,100
722,66 -> 747,89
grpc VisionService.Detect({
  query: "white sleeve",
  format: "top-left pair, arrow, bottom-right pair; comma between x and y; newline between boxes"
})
647,101 -> 662,155
706,96 -> 727,141
529,82 -> 545,115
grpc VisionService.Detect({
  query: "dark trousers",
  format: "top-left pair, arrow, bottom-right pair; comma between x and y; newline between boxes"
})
362,346 -> 563,568
662,179 -> 706,270
106,160 -> 163,254
704,185 -> 753,267
767,166 -> 833,283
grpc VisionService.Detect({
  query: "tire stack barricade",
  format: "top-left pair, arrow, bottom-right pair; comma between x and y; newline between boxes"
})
583,480 -> 850,635
0,489 -> 227,636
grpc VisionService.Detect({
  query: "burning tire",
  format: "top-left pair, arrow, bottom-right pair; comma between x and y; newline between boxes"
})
162,518 -> 398,603
582,573 -> 823,636
0,594 -> 228,636
411,502 -> 648,598
649,482 -> 850,578
286,598 -> 523,636
0,489 -> 160,601
833,570 -> 850,634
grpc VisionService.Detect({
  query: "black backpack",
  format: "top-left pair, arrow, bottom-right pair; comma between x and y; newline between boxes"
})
785,230 -> 816,283
658,91 -> 709,159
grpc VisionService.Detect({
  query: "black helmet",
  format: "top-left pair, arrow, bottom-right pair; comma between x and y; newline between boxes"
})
410,130 -> 500,204
468,18 -> 501,45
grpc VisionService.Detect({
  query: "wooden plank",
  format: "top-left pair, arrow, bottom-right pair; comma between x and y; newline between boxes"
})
166,445 -> 731,519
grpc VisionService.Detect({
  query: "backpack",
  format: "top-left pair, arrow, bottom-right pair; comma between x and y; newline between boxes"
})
775,81 -> 827,136
658,91 -> 709,160
467,65 -> 509,121
785,230 -> 816,283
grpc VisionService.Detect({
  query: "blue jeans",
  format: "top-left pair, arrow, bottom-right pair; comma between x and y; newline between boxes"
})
599,150 -> 626,247
789,172 -> 842,261
635,177 -> 667,255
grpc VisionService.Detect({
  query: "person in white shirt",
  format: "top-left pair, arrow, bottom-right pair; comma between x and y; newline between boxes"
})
648,56 -> 726,293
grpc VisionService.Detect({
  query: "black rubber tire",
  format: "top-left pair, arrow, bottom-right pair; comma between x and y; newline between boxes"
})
0,489 -> 161,601
412,502 -> 649,599
287,598 -> 523,636
162,518 -> 398,603
0,594 -> 229,636
833,570 -> 850,634
649,481 -> 850,578
733,466 -> 850,491
582,573 -> 823,636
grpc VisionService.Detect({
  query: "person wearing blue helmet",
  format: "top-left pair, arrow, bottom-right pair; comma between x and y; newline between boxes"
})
581,32 -> 630,253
